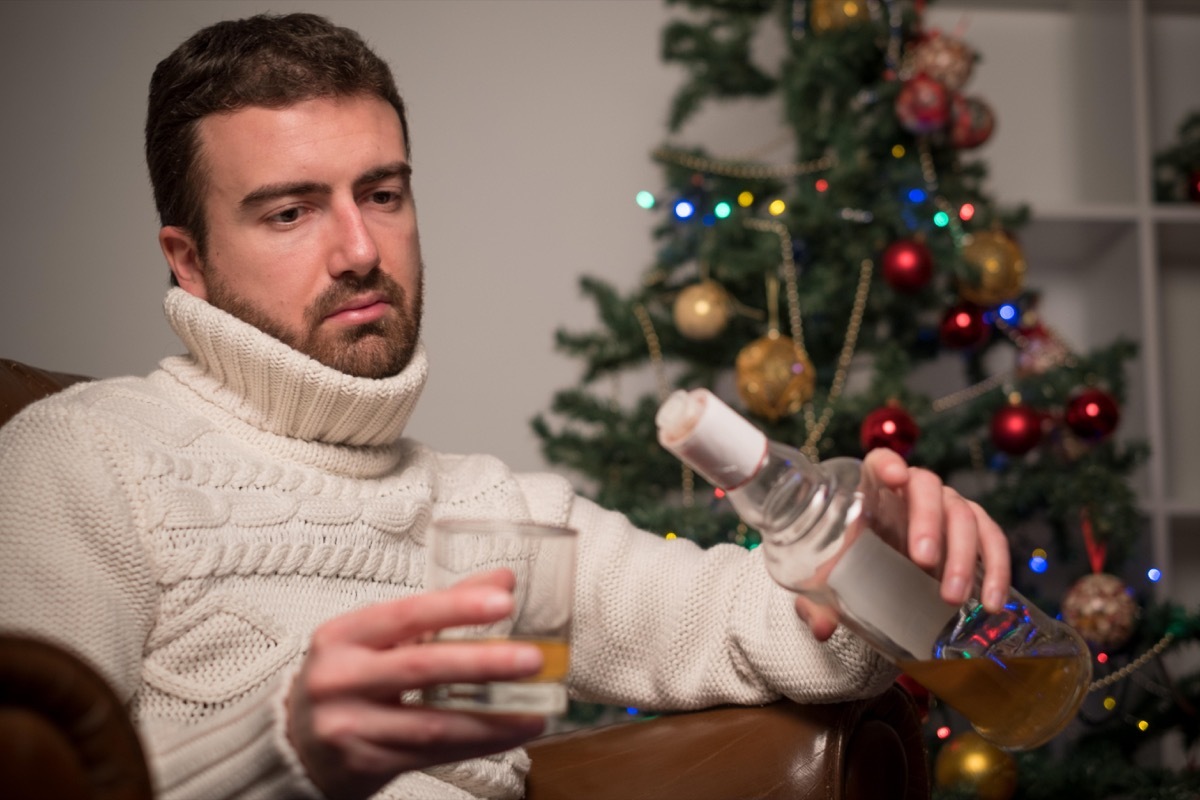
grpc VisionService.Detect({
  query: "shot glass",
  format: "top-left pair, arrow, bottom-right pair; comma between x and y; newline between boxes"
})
421,519 -> 577,715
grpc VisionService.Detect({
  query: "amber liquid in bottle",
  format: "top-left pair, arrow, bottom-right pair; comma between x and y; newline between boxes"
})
897,655 -> 1091,750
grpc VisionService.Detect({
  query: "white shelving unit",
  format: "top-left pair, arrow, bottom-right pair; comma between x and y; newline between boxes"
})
929,0 -> 1200,598
929,0 -> 1200,764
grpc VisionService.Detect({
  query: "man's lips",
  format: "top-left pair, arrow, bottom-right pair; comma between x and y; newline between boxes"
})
324,294 -> 391,325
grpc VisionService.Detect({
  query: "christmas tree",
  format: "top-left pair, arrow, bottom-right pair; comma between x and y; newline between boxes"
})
532,0 -> 1200,797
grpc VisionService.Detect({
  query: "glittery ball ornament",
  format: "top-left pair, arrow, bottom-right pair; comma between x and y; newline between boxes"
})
735,333 -> 815,422
1016,322 -> 1071,377
934,732 -> 1018,800
881,238 -> 934,293
1064,388 -> 1121,441
895,74 -> 951,135
939,303 -> 989,349
1062,572 -> 1139,650
860,404 -> 919,459
910,31 -> 975,92
959,230 -> 1027,306
990,401 -> 1043,456
950,94 -> 995,149
808,0 -> 870,34
673,280 -> 732,341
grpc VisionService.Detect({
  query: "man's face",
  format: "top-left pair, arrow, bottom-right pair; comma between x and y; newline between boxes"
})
163,94 -> 423,379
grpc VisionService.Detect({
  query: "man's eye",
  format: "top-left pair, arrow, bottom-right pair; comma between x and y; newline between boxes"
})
270,207 -> 304,224
369,190 -> 402,206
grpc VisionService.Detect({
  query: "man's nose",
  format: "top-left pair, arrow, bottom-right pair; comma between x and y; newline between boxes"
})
328,203 -> 381,278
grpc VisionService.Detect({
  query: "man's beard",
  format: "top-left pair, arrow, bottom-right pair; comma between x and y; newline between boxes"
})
205,267 -> 423,379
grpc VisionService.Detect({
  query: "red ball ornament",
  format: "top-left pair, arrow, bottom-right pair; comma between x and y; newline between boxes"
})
950,94 -> 995,149
990,402 -> 1043,456
1189,169 -> 1200,203
881,239 -> 934,293
896,74 -> 951,135
1065,388 -> 1121,441
910,31 -> 975,92
939,303 -> 988,349
860,404 -> 920,458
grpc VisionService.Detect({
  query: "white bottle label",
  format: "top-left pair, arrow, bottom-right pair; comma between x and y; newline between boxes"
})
826,529 -> 958,660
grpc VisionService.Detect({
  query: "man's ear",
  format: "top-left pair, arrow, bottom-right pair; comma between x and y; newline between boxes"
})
159,226 -> 208,299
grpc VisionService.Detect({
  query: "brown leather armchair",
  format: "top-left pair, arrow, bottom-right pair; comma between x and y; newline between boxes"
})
0,357 -> 930,800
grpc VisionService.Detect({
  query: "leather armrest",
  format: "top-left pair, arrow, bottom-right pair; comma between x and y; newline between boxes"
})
0,358 -> 91,427
526,686 -> 929,800
0,635 -> 153,800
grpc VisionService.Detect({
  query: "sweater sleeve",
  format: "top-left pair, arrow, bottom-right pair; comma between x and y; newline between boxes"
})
0,401 -> 321,799
564,495 -> 898,710
0,403 -> 157,700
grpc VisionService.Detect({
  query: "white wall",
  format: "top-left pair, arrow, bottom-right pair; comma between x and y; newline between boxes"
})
0,0 -> 694,471
0,0 -> 1129,474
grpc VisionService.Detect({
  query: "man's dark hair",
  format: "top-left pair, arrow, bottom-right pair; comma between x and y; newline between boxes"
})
145,12 -> 409,278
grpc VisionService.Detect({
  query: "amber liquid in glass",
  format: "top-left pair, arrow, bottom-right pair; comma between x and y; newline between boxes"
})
897,655 -> 1090,750
503,637 -> 570,683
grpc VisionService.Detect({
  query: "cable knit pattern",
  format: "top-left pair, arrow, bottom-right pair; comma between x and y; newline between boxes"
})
0,288 -> 894,800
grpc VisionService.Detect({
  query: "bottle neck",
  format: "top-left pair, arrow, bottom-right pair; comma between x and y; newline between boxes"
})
724,441 -> 835,539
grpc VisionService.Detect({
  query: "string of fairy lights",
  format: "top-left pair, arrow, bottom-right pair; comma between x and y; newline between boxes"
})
631,140 -> 1174,739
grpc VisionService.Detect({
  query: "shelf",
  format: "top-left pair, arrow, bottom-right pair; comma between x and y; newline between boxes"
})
1164,502 -> 1200,521
1153,205 -> 1200,223
1019,213 -> 1136,272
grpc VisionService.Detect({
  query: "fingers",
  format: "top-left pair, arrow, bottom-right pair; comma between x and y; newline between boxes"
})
863,447 -> 910,489
795,595 -> 839,642
969,499 -> 1011,611
316,577 -> 515,650
297,695 -> 545,799
901,468 -> 945,569
937,487 -> 978,605
303,639 -> 544,701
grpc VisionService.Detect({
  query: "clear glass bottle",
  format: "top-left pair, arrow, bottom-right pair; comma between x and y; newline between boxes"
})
656,388 -> 1091,750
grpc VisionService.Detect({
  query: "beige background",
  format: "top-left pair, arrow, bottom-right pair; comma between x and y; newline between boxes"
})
0,0 -> 1173,474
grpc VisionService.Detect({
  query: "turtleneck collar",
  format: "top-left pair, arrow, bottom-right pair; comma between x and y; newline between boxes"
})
158,288 -> 427,448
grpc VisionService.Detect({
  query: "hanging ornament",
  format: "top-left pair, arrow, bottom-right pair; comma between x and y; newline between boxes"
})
1015,318 -> 1071,377
881,238 -> 934,293
895,674 -> 931,722
939,302 -> 989,349
1189,168 -> 1200,203
990,397 -> 1043,456
895,74 -> 951,135
735,332 -> 815,421
735,273 -> 815,422
934,732 -> 1018,800
808,0 -> 870,34
1065,387 -> 1121,441
673,280 -> 732,341
860,402 -> 920,458
1062,572 -> 1140,651
950,94 -> 995,149
910,30 -> 976,92
958,229 -> 1027,306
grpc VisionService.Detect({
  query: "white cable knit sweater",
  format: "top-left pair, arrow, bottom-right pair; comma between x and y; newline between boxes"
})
0,289 -> 893,799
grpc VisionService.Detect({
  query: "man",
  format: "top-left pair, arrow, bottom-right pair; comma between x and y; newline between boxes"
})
0,12 -> 1010,800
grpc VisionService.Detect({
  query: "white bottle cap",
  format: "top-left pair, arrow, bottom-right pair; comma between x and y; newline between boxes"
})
656,389 -> 767,490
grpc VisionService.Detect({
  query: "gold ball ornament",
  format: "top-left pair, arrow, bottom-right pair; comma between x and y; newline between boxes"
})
1062,572 -> 1140,650
735,332 -> 815,422
934,731 -> 1018,800
673,280 -> 732,341
809,0 -> 870,34
959,230 -> 1027,307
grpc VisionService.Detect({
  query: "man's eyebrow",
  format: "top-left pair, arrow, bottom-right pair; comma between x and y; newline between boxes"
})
239,181 -> 330,210
354,162 -> 412,189
238,163 -> 412,210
